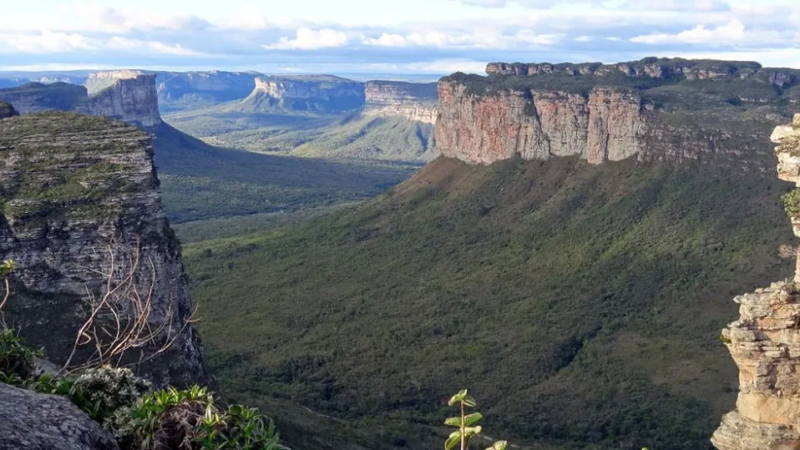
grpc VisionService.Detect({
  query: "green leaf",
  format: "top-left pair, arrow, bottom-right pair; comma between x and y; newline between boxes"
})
448,389 -> 468,406
488,441 -> 508,450
465,426 -> 482,436
463,396 -> 477,408
445,417 -> 462,427
464,412 -> 483,426
445,433 -> 461,450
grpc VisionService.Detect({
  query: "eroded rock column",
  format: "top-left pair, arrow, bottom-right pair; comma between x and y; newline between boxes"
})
712,114 -> 800,449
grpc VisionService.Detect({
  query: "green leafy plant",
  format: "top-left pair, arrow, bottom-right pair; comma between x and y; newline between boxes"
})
0,327 -> 42,384
110,385 -> 281,450
444,390 -> 506,450
783,189 -> 800,218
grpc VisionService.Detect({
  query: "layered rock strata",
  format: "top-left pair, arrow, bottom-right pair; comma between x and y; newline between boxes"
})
363,81 -> 438,124
712,113 -> 800,449
0,112 -> 207,387
437,80 -> 645,165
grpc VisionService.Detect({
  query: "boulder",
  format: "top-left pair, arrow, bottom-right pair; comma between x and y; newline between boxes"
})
0,382 -> 120,450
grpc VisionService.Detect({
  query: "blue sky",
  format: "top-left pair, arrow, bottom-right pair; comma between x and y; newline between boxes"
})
1,0 -> 799,75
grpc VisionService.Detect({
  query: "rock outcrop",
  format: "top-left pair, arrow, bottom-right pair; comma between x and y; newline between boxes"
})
0,73 -> 162,128
0,382 -> 120,450
711,113 -> 800,449
0,112 -> 208,387
232,75 -> 365,113
363,81 -> 438,124
80,73 -> 162,127
0,100 -> 17,118
437,58 -> 797,169
437,79 -> 645,165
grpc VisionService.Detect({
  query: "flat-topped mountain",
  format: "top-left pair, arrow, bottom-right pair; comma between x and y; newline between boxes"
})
0,112 -> 208,386
0,73 -> 162,127
438,57 -> 800,168
155,70 -> 260,112
364,80 -> 438,124
228,75 -> 366,114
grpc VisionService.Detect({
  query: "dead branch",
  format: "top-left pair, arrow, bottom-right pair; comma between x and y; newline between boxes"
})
59,236 -> 196,375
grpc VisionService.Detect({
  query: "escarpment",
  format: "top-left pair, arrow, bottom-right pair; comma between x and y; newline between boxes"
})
0,72 -> 162,127
711,114 -> 800,449
438,58 -> 800,169
364,80 -> 438,124
232,75 -> 366,113
0,112 -> 208,387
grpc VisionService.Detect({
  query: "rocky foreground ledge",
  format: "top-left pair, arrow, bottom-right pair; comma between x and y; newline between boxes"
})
712,114 -> 800,449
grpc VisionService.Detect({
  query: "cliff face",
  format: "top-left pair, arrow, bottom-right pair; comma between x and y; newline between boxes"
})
0,73 -> 162,128
233,75 -> 365,113
0,112 -> 207,387
712,114 -> 800,449
80,73 -> 163,127
363,81 -> 438,124
437,80 -> 644,165
437,58 -> 797,169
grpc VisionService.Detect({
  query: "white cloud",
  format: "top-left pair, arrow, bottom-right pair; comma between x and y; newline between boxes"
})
263,28 -> 350,50
0,31 -> 97,53
73,5 -> 211,33
362,33 -> 408,47
108,38 -> 203,56
219,5 -> 271,30
630,19 -> 745,44
362,30 -> 559,49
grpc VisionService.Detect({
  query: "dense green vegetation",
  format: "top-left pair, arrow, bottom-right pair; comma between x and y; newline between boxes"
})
164,111 -> 435,162
185,156 -> 794,450
150,123 -> 419,223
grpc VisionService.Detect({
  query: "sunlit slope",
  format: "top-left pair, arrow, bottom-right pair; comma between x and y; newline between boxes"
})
185,156 -> 793,450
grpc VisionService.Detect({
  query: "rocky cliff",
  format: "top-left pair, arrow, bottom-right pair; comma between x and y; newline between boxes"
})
0,73 -> 162,128
437,58 -> 800,169
363,81 -> 438,124
0,112 -> 207,387
711,114 -> 800,449
80,73 -> 162,127
232,75 -> 365,113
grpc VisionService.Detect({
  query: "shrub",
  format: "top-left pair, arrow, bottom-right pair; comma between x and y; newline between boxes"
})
70,366 -> 153,423
784,189 -> 800,218
110,385 -> 282,450
0,327 -> 42,385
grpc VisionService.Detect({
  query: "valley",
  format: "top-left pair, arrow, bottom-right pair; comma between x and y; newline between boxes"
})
3,56 -> 800,450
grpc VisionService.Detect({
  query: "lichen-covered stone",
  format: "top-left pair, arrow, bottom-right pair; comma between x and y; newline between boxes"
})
0,382 -> 120,450
0,112 -> 208,388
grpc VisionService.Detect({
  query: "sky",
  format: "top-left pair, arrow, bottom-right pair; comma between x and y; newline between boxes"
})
1,0 -> 799,75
